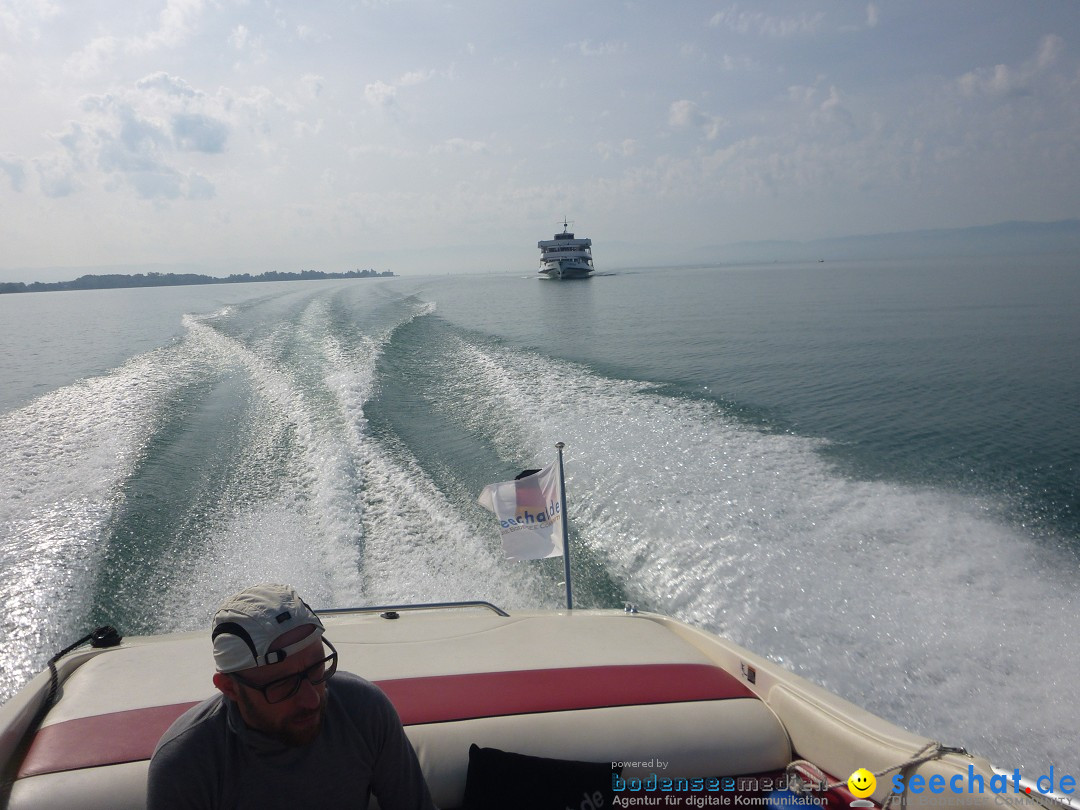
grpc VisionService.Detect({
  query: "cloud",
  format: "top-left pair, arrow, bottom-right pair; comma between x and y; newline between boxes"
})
0,0 -> 59,42
365,80 -> 397,108
348,144 -> 412,160
866,3 -> 879,29
957,34 -> 1065,98
816,85 -> 855,132
398,69 -> 434,86
185,172 -> 215,200
0,155 -> 28,191
363,70 -> 435,111
567,40 -> 627,57
33,151 -> 78,198
229,24 -> 251,50
130,0 -> 207,53
137,72 -> 198,98
709,4 -> 825,37
431,138 -> 488,155
1035,32 -> 1064,70
65,0 -> 208,77
668,100 -> 726,140
40,74 -> 234,199
596,139 -> 638,160
294,118 -> 324,138
64,35 -> 121,78
172,113 -> 228,153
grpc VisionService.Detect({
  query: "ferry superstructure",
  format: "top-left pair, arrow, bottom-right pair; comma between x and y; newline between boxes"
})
537,219 -> 594,279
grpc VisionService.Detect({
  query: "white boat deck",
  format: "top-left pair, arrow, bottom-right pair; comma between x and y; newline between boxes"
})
1,607 -> 1049,809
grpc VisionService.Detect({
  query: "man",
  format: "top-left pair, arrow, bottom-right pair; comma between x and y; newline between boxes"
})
147,584 -> 436,809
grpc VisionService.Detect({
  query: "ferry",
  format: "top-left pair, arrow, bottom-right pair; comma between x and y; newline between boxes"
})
0,601 -> 1070,809
538,219 -> 594,279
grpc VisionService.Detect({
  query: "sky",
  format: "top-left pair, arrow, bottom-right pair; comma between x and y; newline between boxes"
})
1,0 -> 1079,279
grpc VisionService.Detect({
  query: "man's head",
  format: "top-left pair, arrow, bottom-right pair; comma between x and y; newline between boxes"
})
211,584 -> 325,673
210,584 -> 335,746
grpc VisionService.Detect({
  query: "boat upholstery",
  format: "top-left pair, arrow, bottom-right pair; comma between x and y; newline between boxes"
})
6,612 -> 794,809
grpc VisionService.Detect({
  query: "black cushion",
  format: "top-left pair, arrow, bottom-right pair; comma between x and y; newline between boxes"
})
460,743 -> 621,810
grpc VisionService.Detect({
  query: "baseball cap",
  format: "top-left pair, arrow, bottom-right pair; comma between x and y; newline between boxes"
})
211,584 -> 325,673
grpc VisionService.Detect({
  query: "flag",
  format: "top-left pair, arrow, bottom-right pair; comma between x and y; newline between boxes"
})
477,461 -> 564,561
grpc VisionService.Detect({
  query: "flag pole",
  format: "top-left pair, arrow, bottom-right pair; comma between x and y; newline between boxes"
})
556,441 -> 573,610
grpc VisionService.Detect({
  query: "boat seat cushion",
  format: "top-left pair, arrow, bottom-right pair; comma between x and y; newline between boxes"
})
10,662 -> 791,810
459,744 -> 619,810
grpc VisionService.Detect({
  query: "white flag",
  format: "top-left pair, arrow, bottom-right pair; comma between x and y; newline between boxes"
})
477,462 -> 564,561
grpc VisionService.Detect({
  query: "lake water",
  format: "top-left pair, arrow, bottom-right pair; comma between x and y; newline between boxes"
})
1,255 -> 1077,776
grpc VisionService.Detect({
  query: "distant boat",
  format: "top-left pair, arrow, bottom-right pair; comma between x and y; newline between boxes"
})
537,219 -> 594,279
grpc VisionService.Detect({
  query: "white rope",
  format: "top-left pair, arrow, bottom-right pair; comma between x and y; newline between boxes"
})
785,741 -> 964,808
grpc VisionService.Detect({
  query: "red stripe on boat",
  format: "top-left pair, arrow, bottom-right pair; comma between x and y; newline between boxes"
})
381,663 -> 754,725
17,702 -> 201,778
17,663 -> 753,778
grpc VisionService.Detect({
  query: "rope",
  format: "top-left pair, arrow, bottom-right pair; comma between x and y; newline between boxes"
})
785,741 -> 967,808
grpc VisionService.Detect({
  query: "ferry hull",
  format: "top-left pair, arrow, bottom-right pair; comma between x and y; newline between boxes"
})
539,260 -> 593,279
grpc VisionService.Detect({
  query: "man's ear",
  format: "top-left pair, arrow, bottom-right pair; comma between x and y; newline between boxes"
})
213,672 -> 238,700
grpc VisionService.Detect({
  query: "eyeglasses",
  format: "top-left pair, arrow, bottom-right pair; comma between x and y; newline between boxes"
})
231,640 -> 338,704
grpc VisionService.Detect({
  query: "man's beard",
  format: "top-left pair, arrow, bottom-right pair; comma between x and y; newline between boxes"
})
236,687 -> 327,747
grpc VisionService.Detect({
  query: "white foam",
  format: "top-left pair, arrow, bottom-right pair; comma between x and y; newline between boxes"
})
3,290 -> 1074,778
0,335 -> 220,696
428,333 -> 1079,775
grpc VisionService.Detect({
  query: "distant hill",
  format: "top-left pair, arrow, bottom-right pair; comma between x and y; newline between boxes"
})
0,268 -> 394,294
691,219 -> 1080,264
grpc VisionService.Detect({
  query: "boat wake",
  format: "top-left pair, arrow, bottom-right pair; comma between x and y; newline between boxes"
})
376,310 -> 1079,775
1,285 -> 1075,778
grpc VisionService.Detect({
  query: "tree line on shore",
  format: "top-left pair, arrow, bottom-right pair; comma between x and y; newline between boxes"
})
0,268 -> 394,294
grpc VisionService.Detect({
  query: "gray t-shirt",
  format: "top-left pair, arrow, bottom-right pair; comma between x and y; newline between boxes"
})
147,671 -> 436,809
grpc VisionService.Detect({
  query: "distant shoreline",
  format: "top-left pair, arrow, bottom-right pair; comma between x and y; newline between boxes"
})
0,269 -> 394,294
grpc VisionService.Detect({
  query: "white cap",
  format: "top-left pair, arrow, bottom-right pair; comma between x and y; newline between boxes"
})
211,584 -> 325,674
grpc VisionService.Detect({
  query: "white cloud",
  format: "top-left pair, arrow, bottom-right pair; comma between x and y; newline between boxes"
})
229,24 -> 251,50
709,4 -> 825,37
957,34 -> 1065,98
34,154 -> 78,197
398,69 -> 434,86
172,113 -> 229,152
298,74 -> 325,102
294,118 -> 324,138
668,100 -> 725,140
721,53 -> 761,72
597,139 -> 638,160
64,35 -> 121,78
0,0 -> 59,42
20,73 -> 239,201
186,172 -> 215,200
866,3 -> 879,29
0,154 -> 27,192
64,1 -> 209,77
130,0 -> 207,54
348,144 -> 412,160
364,80 -> 397,108
788,83 -> 817,105
1035,33 -> 1064,69
137,72 -> 199,99
817,85 -> 854,131
431,138 -> 487,155
2,2 -> 1079,273
567,40 -> 627,57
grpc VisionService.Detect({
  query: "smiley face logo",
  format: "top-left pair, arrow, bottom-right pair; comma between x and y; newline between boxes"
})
848,768 -> 876,798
